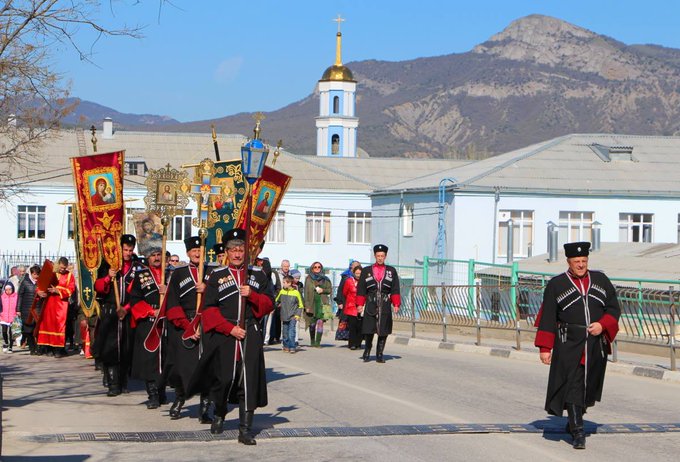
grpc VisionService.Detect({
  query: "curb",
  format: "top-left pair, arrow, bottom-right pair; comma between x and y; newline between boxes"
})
385,335 -> 679,383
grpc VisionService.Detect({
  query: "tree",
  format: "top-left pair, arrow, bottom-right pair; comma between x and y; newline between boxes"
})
0,1 -> 163,202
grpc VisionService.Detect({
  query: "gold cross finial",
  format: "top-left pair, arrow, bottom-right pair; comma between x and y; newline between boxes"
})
333,14 -> 345,33
253,112 -> 265,140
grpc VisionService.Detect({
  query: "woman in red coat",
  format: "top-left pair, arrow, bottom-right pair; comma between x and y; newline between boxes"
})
342,265 -> 363,350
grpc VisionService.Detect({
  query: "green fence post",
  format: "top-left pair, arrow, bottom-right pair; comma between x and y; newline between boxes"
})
510,262 -> 518,321
467,259 -> 475,317
423,255 -> 429,286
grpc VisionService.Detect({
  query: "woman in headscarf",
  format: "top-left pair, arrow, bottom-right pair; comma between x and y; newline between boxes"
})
303,261 -> 332,347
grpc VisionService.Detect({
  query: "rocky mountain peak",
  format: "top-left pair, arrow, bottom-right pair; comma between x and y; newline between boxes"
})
473,14 -> 640,80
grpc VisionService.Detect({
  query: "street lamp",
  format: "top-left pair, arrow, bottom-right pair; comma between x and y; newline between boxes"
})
240,114 -> 270,262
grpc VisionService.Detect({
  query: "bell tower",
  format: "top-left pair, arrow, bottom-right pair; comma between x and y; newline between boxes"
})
316,15 -> 358,157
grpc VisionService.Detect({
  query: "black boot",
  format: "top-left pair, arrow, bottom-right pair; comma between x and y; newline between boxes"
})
210,415 -> 225,434
362,335 -> 373,362
106,366 -> 121,397
238,405 -> 256,445
567,403 -> 586,449
169,396 -> 185,419
146,381 -> 160,409
158,386 -> 168,405
198,394 -> 212,424
376,336 -> 386,363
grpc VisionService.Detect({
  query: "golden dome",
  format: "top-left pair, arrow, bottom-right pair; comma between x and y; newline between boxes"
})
321,64 -> 355,82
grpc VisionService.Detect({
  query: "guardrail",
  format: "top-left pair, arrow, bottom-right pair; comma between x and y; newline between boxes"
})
395,283 -> 679,371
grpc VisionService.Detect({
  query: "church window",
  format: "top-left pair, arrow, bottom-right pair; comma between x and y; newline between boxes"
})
348,211 -> 371,244
558,211 -> 593,246
619,213 -> 653,243
266,211 -> 286,243
17,205 -> 46,239
497,210 -> 534,260
331,134 -> 340,154
333,96 -> 340,114
306,211 -> 331,243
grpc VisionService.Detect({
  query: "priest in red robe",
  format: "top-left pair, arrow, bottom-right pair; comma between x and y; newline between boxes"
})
36,257 -> 75,357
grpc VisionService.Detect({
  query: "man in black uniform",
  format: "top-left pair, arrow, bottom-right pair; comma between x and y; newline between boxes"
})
129,246 -> 167,409
189,228 -> 274,443
535,241 -> 620,449
93,234 -> 137,396
162,236 -> 211,421
356,244 -> 401,364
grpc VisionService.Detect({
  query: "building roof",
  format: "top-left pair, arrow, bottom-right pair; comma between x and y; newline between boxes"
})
498,242 -> 680,287
2,128 -> 468,193
378,134 -> 680,197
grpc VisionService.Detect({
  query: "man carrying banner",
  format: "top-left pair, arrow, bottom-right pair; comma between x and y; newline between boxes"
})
93,234 -> 137,397
129,246 -> 168,409
36,257 -> 76,357
188,229 -> 274,443
162,236 -> 211,422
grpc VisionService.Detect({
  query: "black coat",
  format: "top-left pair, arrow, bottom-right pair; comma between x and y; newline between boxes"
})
162,264 -> 210,392
357,265 -> 400,336
187,265 -> 274,411
535,271 -> 621,416
17,276 -> 38,333
129,267 -> 164,381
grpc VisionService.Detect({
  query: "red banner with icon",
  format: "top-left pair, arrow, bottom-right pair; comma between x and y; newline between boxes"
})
235,166 -> 291,258
71,151 -> 125,271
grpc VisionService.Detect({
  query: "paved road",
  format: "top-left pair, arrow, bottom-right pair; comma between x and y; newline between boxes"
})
2,336 -> 679,461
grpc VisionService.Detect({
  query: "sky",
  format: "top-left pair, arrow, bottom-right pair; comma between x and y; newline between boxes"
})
53,0 -> 680,122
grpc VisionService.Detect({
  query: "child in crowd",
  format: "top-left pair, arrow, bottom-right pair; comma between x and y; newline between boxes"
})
1,283 -> 18,353
275,275 -> 303,353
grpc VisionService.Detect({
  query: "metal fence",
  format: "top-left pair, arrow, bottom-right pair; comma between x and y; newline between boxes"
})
395,280 -> 678,371
0,251 -> 76,279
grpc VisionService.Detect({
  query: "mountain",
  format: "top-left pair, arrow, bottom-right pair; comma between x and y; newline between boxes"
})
134,15 -> 680,158
61,98 -> 179,127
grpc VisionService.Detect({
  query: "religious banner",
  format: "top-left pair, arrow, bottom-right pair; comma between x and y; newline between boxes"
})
132,210 -> 163,256
71,151 -> 125,271
204,159 -> 247,259
235,165 -> 291,258
72,212 -> 98,317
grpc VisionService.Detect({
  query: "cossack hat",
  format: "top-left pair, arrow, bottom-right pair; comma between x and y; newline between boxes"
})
373,244 -> 388,254
212,243 -> 225,255
121,234 -> 136,247
222,228 -> 246,244
184,236 -> 201,252
564,241 -> 590,258
145,246 -> 162,257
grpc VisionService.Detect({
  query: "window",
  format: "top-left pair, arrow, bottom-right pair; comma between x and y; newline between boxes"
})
306,211 -> 331,243
67,206 -> 75,240
331,134 -> 340,154
619,213 -> 653,242
402,204 -> 414,236
266,211 -> 285,243
169,209 -> 193,241
125,161 -> 147,176
333,96 -> 340,114
17,205 -> 46,239
559,211 -> 594,245
348,211 -> 371,244
497,210 -> 534,259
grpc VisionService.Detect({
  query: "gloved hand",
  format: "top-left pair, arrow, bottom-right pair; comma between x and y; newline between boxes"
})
315,286 -> 323,294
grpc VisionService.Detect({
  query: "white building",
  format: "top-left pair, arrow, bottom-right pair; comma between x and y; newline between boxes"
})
371,134 -> 680,269
0,125 -> 464,274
